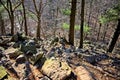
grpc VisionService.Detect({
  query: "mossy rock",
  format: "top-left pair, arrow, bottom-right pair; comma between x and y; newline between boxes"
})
0,66 -> 7,80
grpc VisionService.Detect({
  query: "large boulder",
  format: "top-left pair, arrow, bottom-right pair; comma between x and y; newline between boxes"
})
4,48 -> 23,58
41,58 -> 72,80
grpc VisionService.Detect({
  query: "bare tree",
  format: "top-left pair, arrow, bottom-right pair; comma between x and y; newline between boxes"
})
0,0 -> 21,35
30,0 -> 47,39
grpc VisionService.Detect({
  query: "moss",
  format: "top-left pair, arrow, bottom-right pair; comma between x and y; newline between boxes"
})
0,66 -> 7,80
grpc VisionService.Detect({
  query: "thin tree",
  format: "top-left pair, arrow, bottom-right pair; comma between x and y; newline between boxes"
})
69,0 -> 77,45
87,0 -> 93,27
107,19 -> 120,52
79,0 -> 85,48
0,4 -> 5,35
31,0 -> 47,39
22,0 -> 28,36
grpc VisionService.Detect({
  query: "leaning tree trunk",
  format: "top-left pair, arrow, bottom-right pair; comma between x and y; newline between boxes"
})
107,19 -> 120,52
69,0 -> 77,45
79,0 -> 85,48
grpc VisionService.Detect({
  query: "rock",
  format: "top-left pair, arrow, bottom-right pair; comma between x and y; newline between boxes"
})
0,37 -> 10,47
84,54 -> 109,64
0,47 -> 4,59
59,37 -> 68,44
29,52 -> 44,64
40,76 -> 50,80
4,48 -> 23,58
12,42 -> 22,48
16,54 -> 26,64
20,40 -> 37,54
75,66 -> 94,80
41,58 -> 72,80
0,66 -> 7,80
30,65 -> 43,80
50,37 -> 59,45
11,32 -> 27,42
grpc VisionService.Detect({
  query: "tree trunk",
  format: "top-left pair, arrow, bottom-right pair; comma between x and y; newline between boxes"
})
79,0 -> 85,48
97,23 -> 102,41
0,13 -> 5,35
107,19 -> 120,52
9,0 -> 14,35
102,24 -> 109,42
22,0 -> 28,36
69,0 -> 77,45
10,14 -> 14,35
36,16 -> 41,39
87,0 -> 93,27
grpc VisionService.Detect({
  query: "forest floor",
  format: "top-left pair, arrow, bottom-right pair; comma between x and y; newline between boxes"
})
0,33 -> 120,80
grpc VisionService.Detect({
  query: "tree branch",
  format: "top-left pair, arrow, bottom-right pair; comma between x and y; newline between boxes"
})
13,1 -> 22,11
0,0 -> 10,13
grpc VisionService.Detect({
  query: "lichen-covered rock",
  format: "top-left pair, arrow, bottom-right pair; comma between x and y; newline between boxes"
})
0,66 -> 7,80
75,66 -> 94,80
4,48 -> 23,58
41,58 -> 71,80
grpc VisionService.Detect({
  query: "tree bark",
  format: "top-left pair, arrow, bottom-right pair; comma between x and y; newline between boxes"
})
8,0 -> 14,35
22,0 -> 28,36
102,24 -> 109,42
107,19 -> 120,52
69,0 -> 77,45
36,16 -> 41,39
97,23 -> 102,41
79,0 -> 85,48
87,0 -> 93,27
0,13 -> 5,35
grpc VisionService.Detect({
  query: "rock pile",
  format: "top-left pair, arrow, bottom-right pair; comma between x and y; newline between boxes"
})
0,33 -> 120,80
